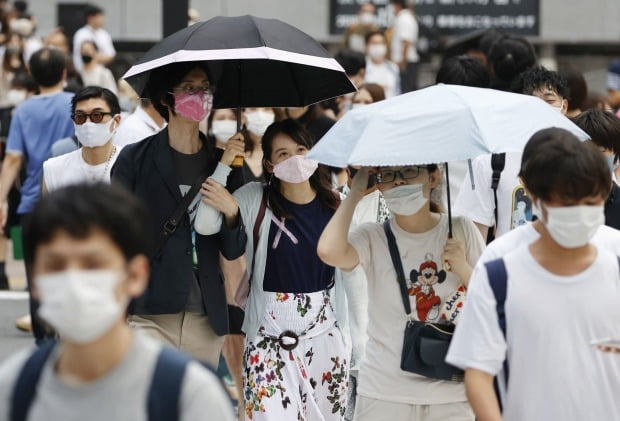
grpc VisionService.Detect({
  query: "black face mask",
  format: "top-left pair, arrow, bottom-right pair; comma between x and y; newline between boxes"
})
81,54 -> 93,64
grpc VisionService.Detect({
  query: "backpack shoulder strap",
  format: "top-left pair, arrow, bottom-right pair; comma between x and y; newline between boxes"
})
488,153 -> 506,244
484,258 -> 510,407
147,346 -> 191,421
11,340 -> 58,421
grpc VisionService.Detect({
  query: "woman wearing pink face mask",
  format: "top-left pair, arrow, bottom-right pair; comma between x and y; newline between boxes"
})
196,119 -> 347,420
111,63 -> 246,367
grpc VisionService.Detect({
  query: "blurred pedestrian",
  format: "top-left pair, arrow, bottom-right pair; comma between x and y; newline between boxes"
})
198,119 -> 347,420
454,66 -> 567,241
364,31 -> 400,98
560,66 -> 588,118
486,34 -> 536,91
0,47 -> 74,342
351,82 -> 385,107
111,62 -> 245,366
319,164 -> 484,421
79,40 -> 117,94
114,98 -> 166,147
0,183 -> 235,421
573,109 -> 620,228
343,3 -> 379,53
388,0 -> 419,92
447,128 -> 620,421
43,86 -> 121,192
606,59 -> 620,117
72,5 -> 115,72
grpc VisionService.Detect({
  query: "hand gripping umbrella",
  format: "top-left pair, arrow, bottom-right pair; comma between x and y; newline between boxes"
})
307,84 -> 591,236
123,15 -> 356,163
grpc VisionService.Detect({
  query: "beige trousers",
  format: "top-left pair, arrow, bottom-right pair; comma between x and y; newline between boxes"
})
354,396 -> 474,421
128,312 -> 225,366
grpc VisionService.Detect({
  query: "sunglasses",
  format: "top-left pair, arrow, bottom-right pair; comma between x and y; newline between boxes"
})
376,166 -> 425,184
72,111 -> 115,125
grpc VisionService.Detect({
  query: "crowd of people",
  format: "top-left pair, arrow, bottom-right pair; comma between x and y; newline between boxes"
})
0,1 -> 619,421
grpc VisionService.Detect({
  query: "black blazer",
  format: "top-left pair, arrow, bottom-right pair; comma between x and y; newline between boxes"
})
111,129 -> 242,336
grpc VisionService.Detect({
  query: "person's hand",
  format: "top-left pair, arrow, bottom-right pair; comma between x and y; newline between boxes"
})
220,133 -> 245,167
442,238 -> 471,283
0,200 -> 8,229
201,179 -> 239,220
348,167 -> 370,202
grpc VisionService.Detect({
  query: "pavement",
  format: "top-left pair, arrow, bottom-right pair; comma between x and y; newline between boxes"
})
0,243 -> 34,363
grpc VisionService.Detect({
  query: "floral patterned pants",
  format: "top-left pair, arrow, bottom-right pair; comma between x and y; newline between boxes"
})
243,291 -> 348,421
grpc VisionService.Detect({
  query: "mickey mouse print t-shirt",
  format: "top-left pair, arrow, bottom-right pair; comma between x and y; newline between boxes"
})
349,214 -> 484,405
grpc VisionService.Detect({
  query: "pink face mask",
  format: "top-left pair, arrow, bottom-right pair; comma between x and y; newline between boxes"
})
273,154 -> 319,183
173,91 -> 213,122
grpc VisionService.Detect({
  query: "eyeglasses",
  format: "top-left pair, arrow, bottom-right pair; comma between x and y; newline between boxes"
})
376,166 -> 424,184
170,85 -> 213,96
71,111 -> 115,125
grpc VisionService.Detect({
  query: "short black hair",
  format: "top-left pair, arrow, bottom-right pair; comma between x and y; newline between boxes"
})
11,71 -> 38,93
84,5 -> 103,18
511,65 -> 569,98
487,35 -> 536,91
365,30 -> 385,45
334,49 -> 366,77
146,61 -> 211,121
436,55 -> 490,88
72,86 -> 121,115
28,47 -> 66,87
519,128 -> 611,202
24,183 -> 151,261
573,109 -> 620,156
390,0 -> 407,7
560,66 -> 588,111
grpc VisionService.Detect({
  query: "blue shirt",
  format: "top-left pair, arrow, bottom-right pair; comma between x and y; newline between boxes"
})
263,190 -> 335,293
6,92 -> 74,214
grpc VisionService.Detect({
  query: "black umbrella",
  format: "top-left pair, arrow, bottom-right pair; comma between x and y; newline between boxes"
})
123,15 -> 356,109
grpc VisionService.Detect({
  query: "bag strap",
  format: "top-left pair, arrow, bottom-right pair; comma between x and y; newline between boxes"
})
10,340 -> 57,421
484,258 -> 509,410
147,346 -> 191,421
383,220 -> 412,315
247,188 -> 268,286
151,168 -> 210,258
487,153 -> 506,244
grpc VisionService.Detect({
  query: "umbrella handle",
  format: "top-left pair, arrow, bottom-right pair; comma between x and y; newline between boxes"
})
231,104 -> 244,168
444,161 -> 453,272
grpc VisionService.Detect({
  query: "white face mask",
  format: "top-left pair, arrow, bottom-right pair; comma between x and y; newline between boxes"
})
37,270 -> 126,344
74,118 -> 117,148
211,120 -> 237,144
536,202 -> 604,248
367,44 -> 387,61
382,184 -> 428,216
7,89 -> 26,105
351,103 -> 367,110
245,110 -> 275,137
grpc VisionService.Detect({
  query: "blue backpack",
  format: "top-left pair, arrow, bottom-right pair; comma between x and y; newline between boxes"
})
10,341 -> 190,421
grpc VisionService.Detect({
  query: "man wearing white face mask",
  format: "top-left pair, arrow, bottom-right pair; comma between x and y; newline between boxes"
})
364,31 -> 400,98
0,183 -> 235,421
43,86 -> 122,193
447,128 -> 620,421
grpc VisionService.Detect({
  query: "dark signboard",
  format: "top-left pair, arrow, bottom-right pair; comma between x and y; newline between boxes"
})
330,0 -> 539,36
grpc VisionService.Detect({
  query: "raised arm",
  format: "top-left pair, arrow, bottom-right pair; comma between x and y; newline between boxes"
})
317,168 -> 369,272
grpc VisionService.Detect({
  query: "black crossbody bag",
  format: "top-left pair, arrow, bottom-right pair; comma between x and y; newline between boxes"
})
383,220 -> 464,382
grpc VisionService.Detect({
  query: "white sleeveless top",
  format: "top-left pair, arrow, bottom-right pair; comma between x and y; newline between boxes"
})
43,146 -> 122,192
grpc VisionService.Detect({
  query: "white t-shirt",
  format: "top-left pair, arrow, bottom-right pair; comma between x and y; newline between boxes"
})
390,9 -> 419,64
479,222 -> 620,264
364,58 -> 401,98
43,146 -> 122,192
446,245 -> 620,421
73,25 -> 116,71
114,107 -> 165,147
0,332 -> 234,421
349,214 -> 485,404
80,65 -> 118,95
453,152 -> 532,238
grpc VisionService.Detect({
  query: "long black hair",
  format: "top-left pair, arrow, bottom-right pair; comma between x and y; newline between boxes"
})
262,119 -> 338,219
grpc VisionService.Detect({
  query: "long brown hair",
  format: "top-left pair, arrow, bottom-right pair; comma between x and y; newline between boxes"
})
262,119 -> 338,219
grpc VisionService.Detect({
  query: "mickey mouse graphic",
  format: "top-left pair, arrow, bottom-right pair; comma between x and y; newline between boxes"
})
409,253 -> 446,321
